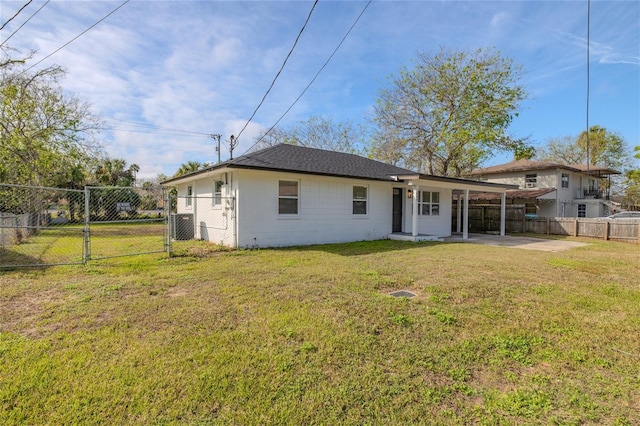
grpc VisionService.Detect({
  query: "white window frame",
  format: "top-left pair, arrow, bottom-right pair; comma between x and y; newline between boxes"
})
561,173 -> 569,189
525,174 -> 537,188
278,180 -> 299,216
186,186 -> 193,207
352,185 -> 368,215
213,180 -> 222,207
418,191 -> 440,216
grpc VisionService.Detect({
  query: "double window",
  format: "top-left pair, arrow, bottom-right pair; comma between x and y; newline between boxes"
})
561,174 -> 569,189
353,186 -> 368,215
418,191 -> 440,216
278,180 -> 299,215
577,204 -> 586,218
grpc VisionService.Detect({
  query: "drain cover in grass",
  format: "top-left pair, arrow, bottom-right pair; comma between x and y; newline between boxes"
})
389,290 -> 416,298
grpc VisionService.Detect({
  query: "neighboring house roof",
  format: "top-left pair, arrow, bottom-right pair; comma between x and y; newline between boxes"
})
468,159 -> 620,177
162,144 -> 515,190
469,188 -> 556,201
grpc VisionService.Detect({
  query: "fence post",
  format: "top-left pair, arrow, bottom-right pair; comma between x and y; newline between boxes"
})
83,187 -> 91,263
546,218 -> 550,235
574,219 -> 578,237
603,221 -> 609,241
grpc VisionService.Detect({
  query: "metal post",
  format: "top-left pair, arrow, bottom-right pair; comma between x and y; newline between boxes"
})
83,187 -> 91,263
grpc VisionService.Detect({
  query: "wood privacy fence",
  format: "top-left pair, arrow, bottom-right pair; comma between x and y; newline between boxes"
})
462,204 -> 640,243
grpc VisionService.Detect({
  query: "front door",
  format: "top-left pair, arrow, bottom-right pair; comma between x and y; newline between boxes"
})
392,188 -> 403,232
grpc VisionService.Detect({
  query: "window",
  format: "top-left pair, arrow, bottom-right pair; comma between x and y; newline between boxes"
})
353,186 -> 368,215
213,180 -> 222,206
561,174 -> 569,189
278,180 -> 298,215
186,186 -> 193,207
577,204 -> 586,218
525,174 -> 537,188
418,191 -> 440,216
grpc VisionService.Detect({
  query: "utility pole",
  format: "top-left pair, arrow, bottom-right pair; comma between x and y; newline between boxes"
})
229,135 -> 238,160
210,134 -> 222,163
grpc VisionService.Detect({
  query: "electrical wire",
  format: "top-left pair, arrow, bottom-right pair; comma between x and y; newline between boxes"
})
0,0 -> 33,32
21,0 -> 130,74
234,0 -> 319,142
105,117 -> 211,136
0,0 -> 50,48
240,0 -> 372,156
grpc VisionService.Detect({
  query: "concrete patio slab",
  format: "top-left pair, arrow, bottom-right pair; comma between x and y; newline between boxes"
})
444,234 -> 588,252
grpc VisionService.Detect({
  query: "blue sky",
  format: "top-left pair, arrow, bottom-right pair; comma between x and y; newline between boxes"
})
2,0 -> 639,179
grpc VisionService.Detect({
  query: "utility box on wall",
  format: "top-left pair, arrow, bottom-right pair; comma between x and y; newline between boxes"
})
171,213 -> 194,240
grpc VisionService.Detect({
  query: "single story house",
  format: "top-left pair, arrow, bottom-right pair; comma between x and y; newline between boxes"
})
466,159 -> 620,218
162,144 -> 516,248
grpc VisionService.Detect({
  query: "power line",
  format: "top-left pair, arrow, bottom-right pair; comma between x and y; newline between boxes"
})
234,0 -> 319,142
0,0 -> 49,48
22,0 -> 130,74
241,0 -> 372,156
105,117 -> 211,136
0,0 -> 33,32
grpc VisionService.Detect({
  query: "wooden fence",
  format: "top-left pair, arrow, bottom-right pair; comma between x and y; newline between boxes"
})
459,205 -> 640,243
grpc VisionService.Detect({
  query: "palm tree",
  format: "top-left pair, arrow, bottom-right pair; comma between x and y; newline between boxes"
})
173,161 -> 206,178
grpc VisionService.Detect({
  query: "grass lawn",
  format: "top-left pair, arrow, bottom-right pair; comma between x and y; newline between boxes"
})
1,237 -> 639,424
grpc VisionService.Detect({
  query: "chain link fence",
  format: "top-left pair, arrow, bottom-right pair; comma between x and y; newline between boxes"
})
0,184 -> 168,268
0,184 -> 85,267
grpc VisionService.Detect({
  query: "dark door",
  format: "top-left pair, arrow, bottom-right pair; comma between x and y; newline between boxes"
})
392,188 -> 403,232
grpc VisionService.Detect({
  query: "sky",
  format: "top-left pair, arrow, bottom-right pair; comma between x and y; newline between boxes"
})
1,0 -> 639,179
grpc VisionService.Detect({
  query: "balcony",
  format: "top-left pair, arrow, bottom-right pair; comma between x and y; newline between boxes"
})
580,188 -> 608,199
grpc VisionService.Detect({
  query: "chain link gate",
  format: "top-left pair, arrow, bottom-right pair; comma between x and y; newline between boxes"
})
0,184 -> 169,269
84,186 -> 168,261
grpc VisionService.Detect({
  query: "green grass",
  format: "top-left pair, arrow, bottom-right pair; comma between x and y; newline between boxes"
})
1,238 -> 639,424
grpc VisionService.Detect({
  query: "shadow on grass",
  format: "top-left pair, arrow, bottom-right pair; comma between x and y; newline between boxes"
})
280,239 -> 442,256
0,248 -> 54,270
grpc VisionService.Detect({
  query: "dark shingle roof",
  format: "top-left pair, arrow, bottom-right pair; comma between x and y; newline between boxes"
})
165,144 -> 416,183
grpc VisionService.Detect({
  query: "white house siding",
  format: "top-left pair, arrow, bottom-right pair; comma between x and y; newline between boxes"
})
175,173 -> 236,247
403,187 -> 453,237
235,170 -> 393,248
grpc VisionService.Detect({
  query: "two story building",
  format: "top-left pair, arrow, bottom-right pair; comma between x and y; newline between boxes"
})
467,159 -> 620,218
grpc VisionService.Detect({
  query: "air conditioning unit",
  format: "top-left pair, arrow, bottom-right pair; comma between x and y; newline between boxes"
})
171,213 -> 194,240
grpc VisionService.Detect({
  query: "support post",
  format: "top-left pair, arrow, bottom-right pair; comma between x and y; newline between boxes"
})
412,185 -> 419,237
463,189 -> 469,240
500,192 -> 506,236
456,194 -> 462,233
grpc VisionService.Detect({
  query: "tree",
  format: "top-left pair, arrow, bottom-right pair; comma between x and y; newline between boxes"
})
371,47 -> 529,176
577,125 -> 628,170
0,50 -> 103,188
622,146 -> 640,207
94,157 -> 139,187
534,135 -> 586,164
252,116 -> 367,155
172,161 -> 208,178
